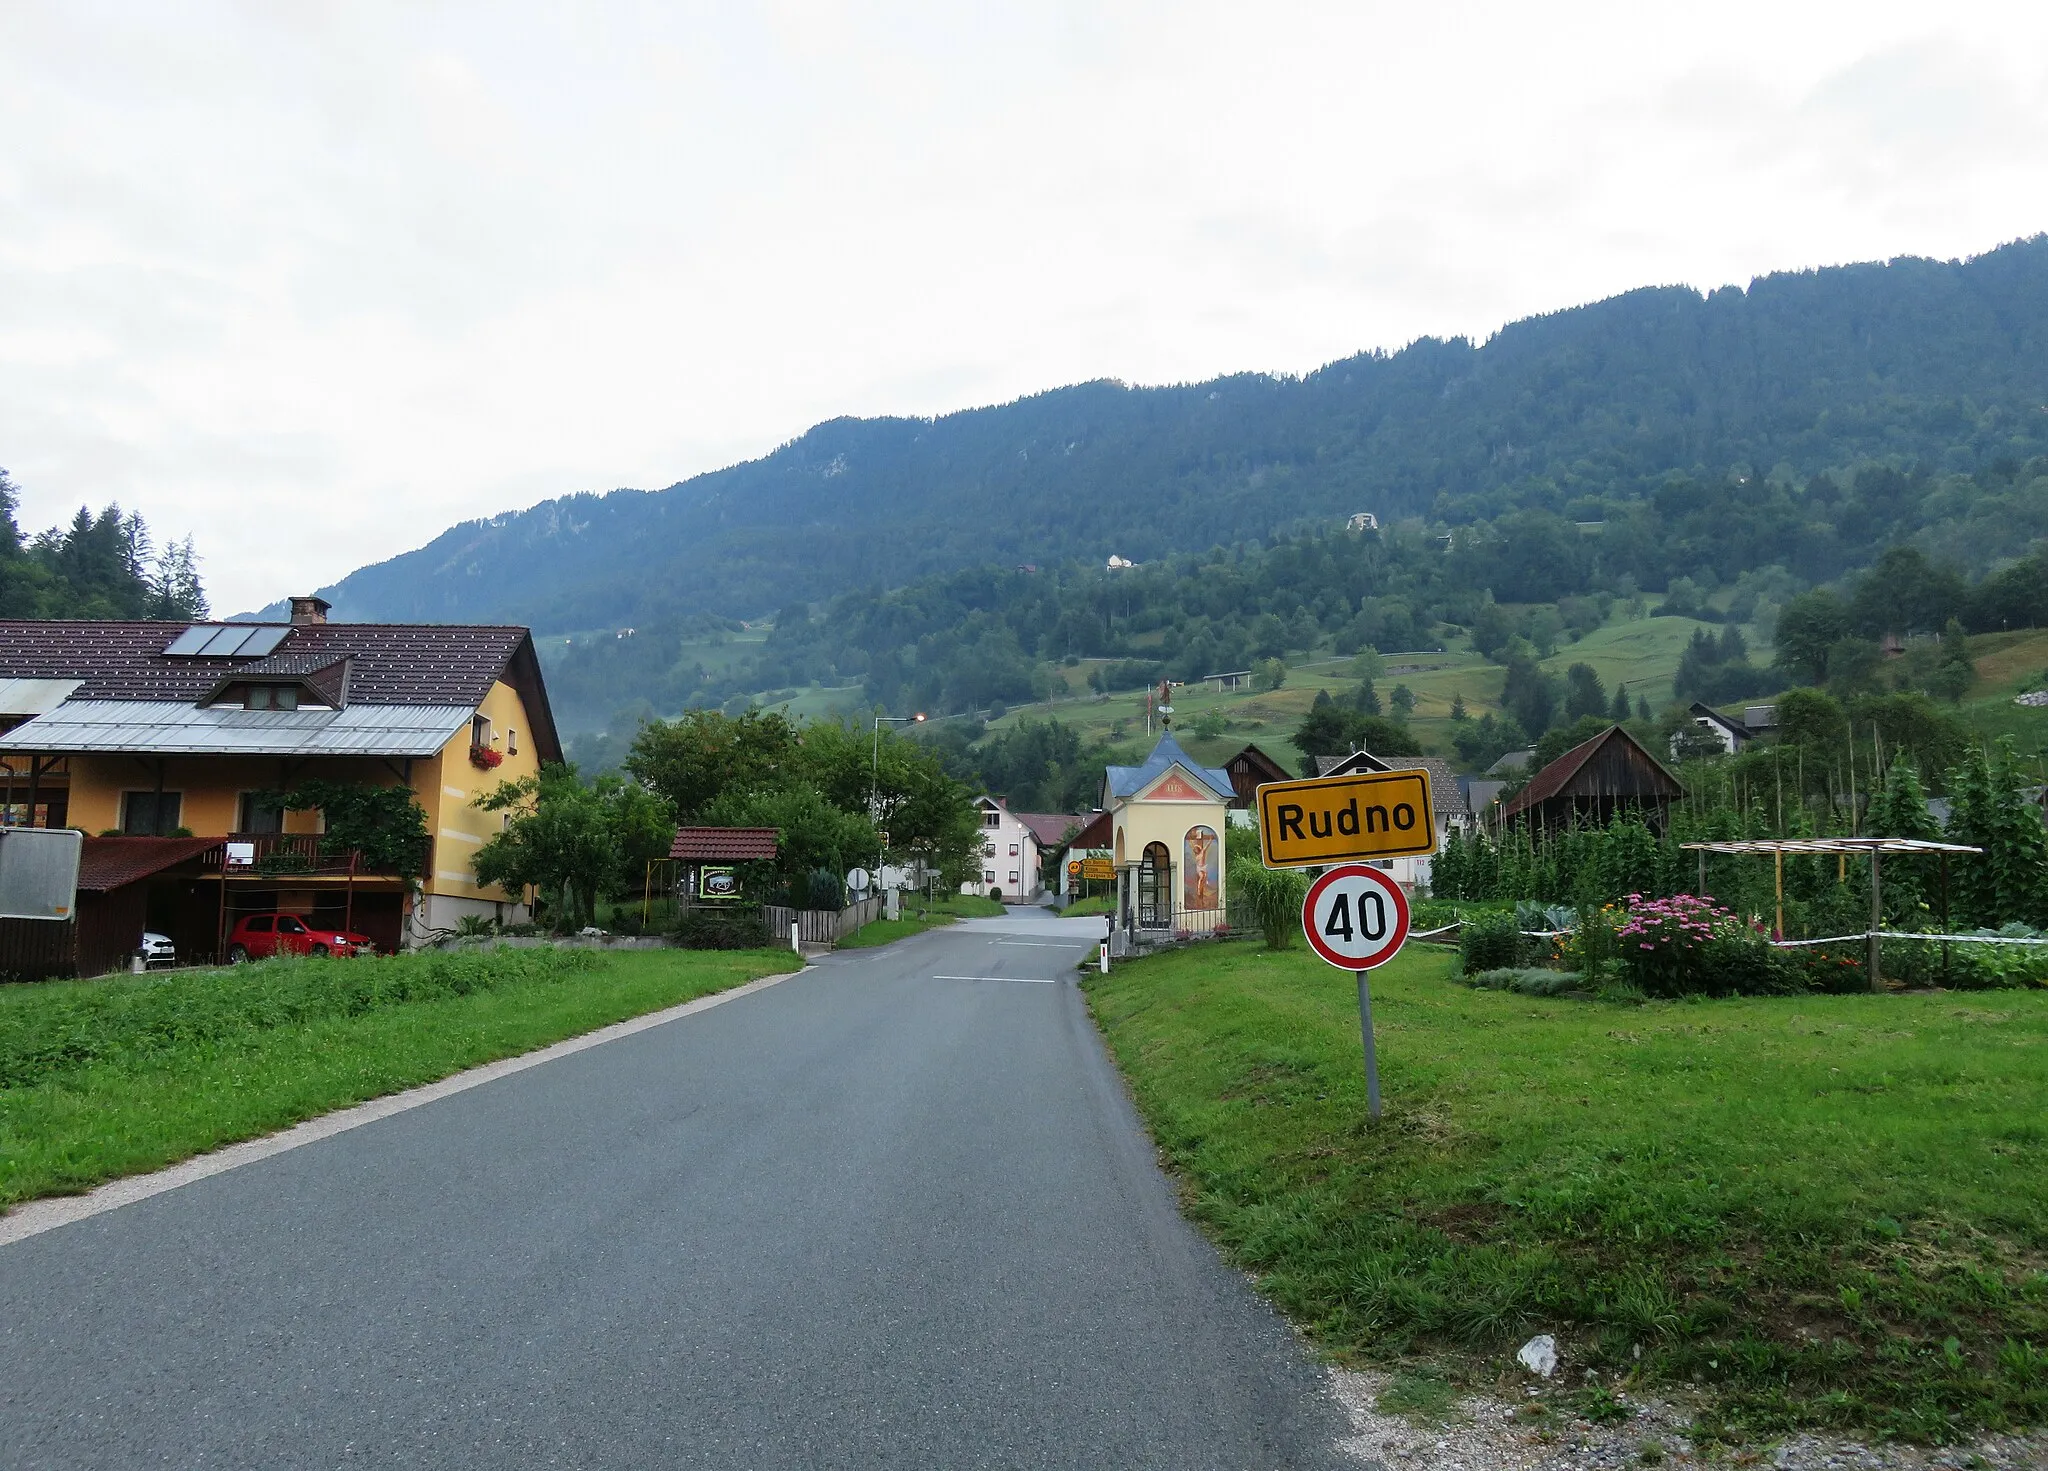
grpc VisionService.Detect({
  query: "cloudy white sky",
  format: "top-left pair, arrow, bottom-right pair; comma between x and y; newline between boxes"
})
4,1 -> 2047,614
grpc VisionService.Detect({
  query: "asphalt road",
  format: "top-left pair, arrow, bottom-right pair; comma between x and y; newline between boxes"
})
0,913 -> 1358,1469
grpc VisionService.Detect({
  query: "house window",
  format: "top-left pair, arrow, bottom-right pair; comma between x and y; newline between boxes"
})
245,685 -> 299,711
1008,843 -> 1019,856
1008,870 -> 1019,884
472,714 -> 492,747
120,791 -> 183,835
982,869 -> 995,884
981,809 -> 1001,828
983,843 -> 996,857
507,727 -> 518,755
236,793 -> 282,834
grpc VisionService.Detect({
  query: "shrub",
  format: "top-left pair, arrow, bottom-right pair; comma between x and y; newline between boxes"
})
1460,909 -> 1524,974
1465,967 -> 1585,996
1878,926 -> 2048,990
1230,864 -> 1308,950
1613,893 -> 1796,997
1781,944 -> 1869,993
671,905 -> 770,950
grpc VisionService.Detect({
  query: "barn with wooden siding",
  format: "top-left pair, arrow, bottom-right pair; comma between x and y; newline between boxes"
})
1499,726 -> 1684,832
1221,744 -> 1291,809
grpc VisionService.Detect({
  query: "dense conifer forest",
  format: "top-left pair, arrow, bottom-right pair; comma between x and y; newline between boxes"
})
0,469 -> 208,621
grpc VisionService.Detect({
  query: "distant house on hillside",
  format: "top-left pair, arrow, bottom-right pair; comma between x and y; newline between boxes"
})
1487,748 -> 1536,777
1346,512 -> 1379,532
1678,701 -> 1756,756
1500,726 -> 1684,833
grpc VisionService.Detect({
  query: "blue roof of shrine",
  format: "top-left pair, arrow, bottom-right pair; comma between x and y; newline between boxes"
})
1105,733 -> 1235,803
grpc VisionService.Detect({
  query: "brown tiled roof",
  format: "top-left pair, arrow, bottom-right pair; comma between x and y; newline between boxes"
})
669,827 -> 780,861
0,621 -> 561,761
1500,725 -> 1681,819
78,836 -> 222,892
1014,812 -> 1084,846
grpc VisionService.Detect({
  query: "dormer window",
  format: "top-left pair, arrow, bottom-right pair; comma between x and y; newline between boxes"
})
244,685 -> 300,711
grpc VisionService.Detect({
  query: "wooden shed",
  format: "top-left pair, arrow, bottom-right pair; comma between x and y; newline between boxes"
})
1499,725 -> 1684,832
1222,743 -> 1291,810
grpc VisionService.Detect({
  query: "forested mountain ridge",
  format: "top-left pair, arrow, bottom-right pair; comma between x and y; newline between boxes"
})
281,237 -> 2048,632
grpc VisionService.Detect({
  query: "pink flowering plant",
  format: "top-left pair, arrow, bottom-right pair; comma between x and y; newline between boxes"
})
1614,892 -> 1789,997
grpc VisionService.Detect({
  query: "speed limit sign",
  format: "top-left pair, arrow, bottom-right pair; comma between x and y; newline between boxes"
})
1301,864 -> 1411,1119
1302,864 -> 1410,970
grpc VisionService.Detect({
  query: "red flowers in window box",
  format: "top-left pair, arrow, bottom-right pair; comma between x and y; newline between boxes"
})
469,744 -> 503,769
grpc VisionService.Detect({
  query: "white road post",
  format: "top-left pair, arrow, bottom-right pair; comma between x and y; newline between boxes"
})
791,920 -> 801,955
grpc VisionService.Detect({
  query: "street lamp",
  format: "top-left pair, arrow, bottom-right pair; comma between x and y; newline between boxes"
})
871,712 -> 926,901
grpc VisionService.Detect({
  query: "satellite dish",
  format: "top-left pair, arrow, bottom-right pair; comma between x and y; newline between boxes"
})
846,867 -> 872,893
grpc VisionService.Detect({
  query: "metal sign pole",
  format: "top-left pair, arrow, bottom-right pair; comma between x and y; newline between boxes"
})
1356,968 -> 1381,1119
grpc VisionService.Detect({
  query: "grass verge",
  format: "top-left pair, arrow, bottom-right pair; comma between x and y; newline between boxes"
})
837,914 -> 956,948
1084,941 -> 2048,1443
0,944 -> 801,1209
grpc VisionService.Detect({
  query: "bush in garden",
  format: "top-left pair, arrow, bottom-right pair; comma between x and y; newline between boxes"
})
1779,944 -> 1868,993
1613,892 -> 1796,997
1460,909 -> 1523,974
671,905 -> 770,950
1465,966 -> 1585,997
1880,927 -> 2048,990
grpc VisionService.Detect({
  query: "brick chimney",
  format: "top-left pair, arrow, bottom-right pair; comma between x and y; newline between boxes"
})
289,595 -> 331,626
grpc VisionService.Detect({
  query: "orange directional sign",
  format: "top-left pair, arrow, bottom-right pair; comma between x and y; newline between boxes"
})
1255,768 -> 1437,868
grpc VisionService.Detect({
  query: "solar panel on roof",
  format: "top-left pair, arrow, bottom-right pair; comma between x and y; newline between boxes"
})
199,625 -> 256,656
238,626 -> 290,657
163,626 -> 217,656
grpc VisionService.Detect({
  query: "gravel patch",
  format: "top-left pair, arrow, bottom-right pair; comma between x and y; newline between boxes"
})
1327,1367 -> 2047,1470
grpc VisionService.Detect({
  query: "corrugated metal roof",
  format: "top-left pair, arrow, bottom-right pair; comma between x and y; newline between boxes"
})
0,678 -> 82,717
0,701 -> 472,757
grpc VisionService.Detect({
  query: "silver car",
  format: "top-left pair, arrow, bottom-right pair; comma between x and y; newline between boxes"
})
140,931 -> 177,969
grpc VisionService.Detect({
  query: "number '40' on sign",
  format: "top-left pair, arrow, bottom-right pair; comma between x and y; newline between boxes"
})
1301,864 -> 1411,972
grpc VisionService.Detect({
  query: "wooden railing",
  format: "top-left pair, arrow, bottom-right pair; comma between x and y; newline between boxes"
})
213,833 -> 430,879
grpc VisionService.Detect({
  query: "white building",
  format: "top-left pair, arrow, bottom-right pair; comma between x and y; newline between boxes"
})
962,797 -> 1083,902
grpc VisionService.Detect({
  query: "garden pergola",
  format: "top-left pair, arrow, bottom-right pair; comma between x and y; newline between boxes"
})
1679,836 -> 1982,991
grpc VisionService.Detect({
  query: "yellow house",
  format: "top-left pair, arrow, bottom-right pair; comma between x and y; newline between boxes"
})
1102,733 -> 1232,940
0,597 -> 561,955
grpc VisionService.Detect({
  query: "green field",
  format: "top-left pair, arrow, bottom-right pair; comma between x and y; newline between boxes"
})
1954,628 -> 2048,755
1085,940 -> 2048,1443
0,945 -> 801,1208
974,608 -> 1753,772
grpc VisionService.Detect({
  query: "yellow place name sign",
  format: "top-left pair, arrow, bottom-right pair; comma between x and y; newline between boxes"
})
1256,768 -> 1438,868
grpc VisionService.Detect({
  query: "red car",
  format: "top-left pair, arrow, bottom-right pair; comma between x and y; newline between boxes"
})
227,912 -> 375,962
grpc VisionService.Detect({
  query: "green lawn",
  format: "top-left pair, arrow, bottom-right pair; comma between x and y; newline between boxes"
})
0,945 -> 801,1209
1085,941 -> 2048,1443
837,914 -> 956,948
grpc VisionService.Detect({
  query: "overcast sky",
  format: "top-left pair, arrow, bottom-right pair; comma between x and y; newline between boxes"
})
4,2 -> 2047,615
